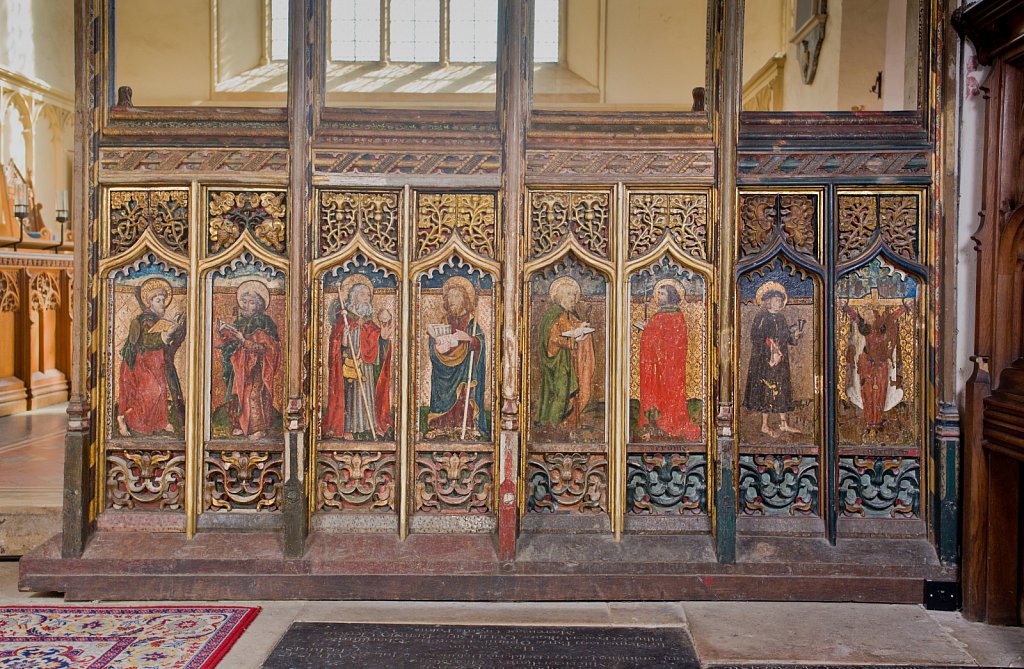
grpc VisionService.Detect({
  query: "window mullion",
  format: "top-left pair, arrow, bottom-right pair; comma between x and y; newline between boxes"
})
440,0 -> 450,66
381,0 -> 390,64
261,0 -> 272,66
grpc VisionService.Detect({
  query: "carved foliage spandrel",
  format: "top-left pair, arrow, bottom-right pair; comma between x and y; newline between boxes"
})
109,190 -> 189,256
530,191 -> 610,261
319,191 -> 399,259
838,195 -> 878,262
738,454 -> 818,517
208,190 -> 287,256
0,270 -> 19,312
778,195 -> 817,256
628,193 -> 708,261
317,451 -> 396,512
838,456 -> 920,518
416,193 -> 496,260
204,450 -> 283,511
415,451 -> 494,513
106,450 -> 185,510
879,195 -> 919,261
526,453 -> 608,513
739,195 -> 777,258
739,194 -> 817,259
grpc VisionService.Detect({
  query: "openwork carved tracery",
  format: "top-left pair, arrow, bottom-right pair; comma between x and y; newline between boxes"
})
526,453 -> 608,513
204,451 -> 283,511
106,450 -> 186,510
838,456 -> 920,518
879,195 -> 920,260
109,190 -> 189,256
208,190 -> 287,255
319,191 -> 399,259
530,191 -> 610,261
317,452 -> 396,512
416,193 -> 496,260
0,270 -> 19,312
837,194 -> 920,263
29,272 -> 60,311
739,193 -> 817,259
628,192 -> 708,261
626,454 -> 706,515
738,455 -> 818,516
415,451 -> 493,513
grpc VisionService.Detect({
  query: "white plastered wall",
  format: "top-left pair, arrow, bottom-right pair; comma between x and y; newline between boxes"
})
0,0 -> 73,235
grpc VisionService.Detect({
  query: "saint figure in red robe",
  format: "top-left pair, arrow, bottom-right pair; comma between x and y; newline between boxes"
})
322,276 -> 393,440
638,280 -> 700,441
842,297 -> 912,431
117,277 -> 185,436
215,280 -> 281,440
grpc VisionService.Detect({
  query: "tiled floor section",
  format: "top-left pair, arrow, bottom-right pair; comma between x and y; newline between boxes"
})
2,562 -> 1022,668
0,405 -> 65,555
0,403 -> 66,506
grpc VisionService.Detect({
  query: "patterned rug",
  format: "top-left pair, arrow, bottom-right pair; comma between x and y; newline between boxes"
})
0,606 -> 258,668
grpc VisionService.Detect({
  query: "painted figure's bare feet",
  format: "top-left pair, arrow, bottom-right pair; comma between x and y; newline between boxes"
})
117,416 -> 130,437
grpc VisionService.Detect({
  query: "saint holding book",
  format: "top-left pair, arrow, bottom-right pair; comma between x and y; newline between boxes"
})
536,276 -> 596,430
117,277 -> 185,436
214,279 -> 281,440
425,276 -> 488,440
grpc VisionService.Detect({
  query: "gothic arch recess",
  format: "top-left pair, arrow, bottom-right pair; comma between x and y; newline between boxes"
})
18,0 -> 960,605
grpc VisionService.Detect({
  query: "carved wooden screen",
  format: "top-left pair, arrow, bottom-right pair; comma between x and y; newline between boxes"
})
736,187 -> 928,533
523,187 -> 713,533
311,189 -> 501,537
94,182 -> 929,547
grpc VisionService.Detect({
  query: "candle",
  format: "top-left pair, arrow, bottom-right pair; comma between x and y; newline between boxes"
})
62,190 -> 68,211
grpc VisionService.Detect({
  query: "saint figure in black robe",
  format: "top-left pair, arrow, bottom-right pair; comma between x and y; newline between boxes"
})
743,282 -> 804,438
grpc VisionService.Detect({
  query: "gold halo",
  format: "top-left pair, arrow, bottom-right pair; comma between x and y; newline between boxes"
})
137,278 -> 172,309
653,278 -> 685,300
337,274 -> 373,306
237,279 -> 271,309
442,275 -> 477,310
549,276 -> 581,303
755,281 -> 788,308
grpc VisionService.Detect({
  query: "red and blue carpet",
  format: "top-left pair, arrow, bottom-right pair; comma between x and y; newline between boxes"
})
0,606 -> 258,668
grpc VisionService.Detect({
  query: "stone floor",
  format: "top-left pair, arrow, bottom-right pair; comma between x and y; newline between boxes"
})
2,407 -> 1023,667
0,404 -> 65,556
2,561 -> 1023,668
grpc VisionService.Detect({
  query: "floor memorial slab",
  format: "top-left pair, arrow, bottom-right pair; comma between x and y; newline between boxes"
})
261,623 -> 700,669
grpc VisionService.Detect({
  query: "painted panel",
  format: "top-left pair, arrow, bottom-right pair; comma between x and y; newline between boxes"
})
528,255 -> 608,444
318,258 -> 399,444
108,255 -> 188,442
206,255 -> 286,443
836,257 -> 920,449
738,260 -> 818,449
628,257 -> 707,445
415,258 -> 495,444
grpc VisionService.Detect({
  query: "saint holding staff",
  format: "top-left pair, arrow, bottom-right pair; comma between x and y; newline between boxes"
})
425,276 -> 489,440
322,274 -> 394,440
